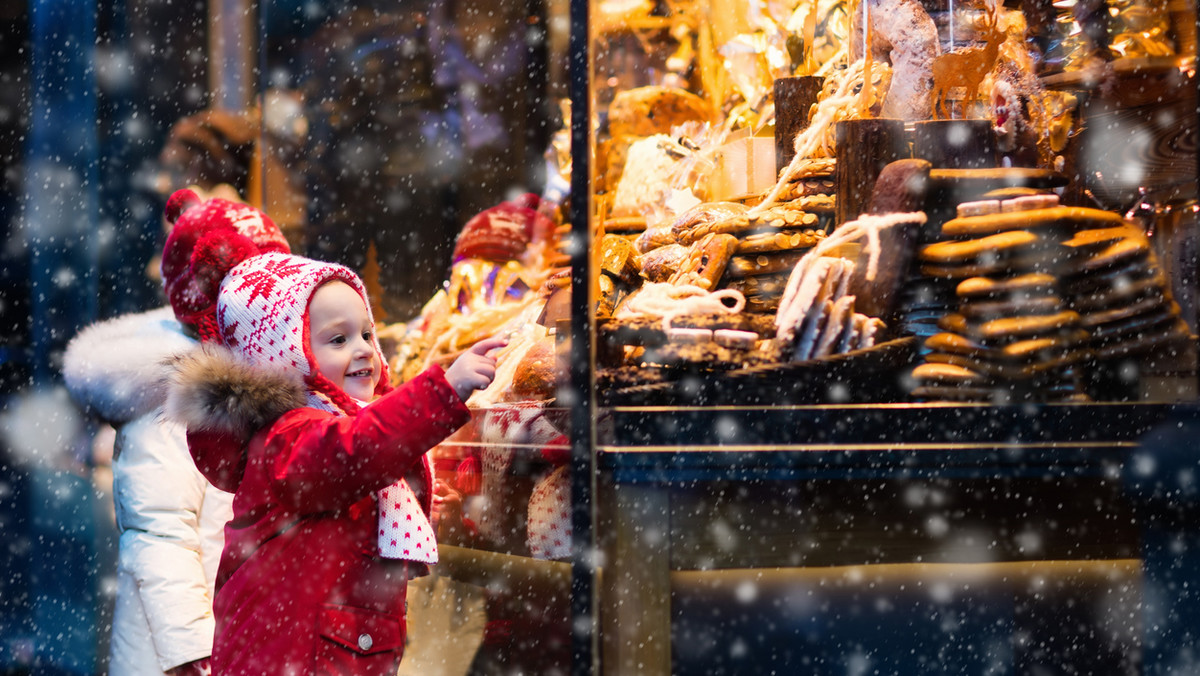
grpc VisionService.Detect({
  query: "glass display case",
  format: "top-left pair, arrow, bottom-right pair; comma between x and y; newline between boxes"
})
410,0 -> 1200,673
568,0 -> 1200,670
9,0 -> 1200,672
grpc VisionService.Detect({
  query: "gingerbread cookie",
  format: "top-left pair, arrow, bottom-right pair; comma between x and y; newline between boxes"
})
1071,236 -> 1151,274
1069,273 -> 1165,313
1093,320 -> 1190,359
969,310 -> 1082,343
735,229 -> 825,255
726,250 -> 809,278
1060,258 -> 1157,298
1061,225 -> 1146,252
959,295 -> 1063,320
957,272 -> 1059,299
940,206 -> 1126,239
911,362 -> 991,386
920,230 -> 1044,264
921,253 -> 1061,280
667,233 -> 738,290
1078,294 -> 1171,329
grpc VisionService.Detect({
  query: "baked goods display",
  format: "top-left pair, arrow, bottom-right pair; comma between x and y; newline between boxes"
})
380,0 -> 1196,409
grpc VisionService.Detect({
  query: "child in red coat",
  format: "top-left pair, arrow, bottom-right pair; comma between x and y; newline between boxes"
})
160,189 -> 503,675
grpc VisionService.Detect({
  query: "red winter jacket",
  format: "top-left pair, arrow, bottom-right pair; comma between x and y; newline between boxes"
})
168,346 -> 469,675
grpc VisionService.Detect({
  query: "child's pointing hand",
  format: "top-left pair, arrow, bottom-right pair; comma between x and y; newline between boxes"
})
445,336 -> 508,402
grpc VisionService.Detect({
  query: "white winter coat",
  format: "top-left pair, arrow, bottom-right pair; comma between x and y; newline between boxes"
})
63,307 -> 233,674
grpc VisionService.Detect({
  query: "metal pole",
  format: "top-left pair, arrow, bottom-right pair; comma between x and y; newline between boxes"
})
209,0 -> 255,111
567,0 -> 596,672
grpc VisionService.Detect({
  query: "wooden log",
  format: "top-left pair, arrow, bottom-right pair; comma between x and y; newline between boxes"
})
774,76 -> 824,174
911,118 -> 998,170
834,117 -> 909,226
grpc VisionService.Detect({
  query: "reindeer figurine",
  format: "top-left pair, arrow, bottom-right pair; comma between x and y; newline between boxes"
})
929,0 -> 1006,120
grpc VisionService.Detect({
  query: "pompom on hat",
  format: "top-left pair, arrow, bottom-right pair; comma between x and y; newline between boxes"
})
160,188 -> 291,342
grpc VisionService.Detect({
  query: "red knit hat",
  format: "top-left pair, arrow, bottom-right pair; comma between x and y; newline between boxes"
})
452,193 -> 555,262
160,189 -> 291,341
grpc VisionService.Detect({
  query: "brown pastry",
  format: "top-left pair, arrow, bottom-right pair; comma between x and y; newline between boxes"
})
640,243 -> 690,282
865,158 -> 931,215
668,233 -> 738,290
736,230 -> 825,255
608,86 -> 714,138
600,234 -> 642,286
596,273 -> 621,318
509,335 -> 561,401
675,201 -> 823,245
604,216 -> 648,234
780,177 -> 837,200
724,273 -> 790,298
636,225 -> 679,254
726,250 -> 809,278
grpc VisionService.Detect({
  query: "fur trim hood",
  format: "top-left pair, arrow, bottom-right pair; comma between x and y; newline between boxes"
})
164,343 -> 309,439
164,344 -> 309,493
63,307 -> 197,424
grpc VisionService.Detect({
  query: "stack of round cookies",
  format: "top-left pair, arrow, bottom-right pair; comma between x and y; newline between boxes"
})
911,196 -> 1098,402
719,205 -> 828,313
1060,225 -> 1191,362
911,195 -> 1192,401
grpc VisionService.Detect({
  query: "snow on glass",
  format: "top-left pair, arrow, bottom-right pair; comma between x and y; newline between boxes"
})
3,0 -> 1200,673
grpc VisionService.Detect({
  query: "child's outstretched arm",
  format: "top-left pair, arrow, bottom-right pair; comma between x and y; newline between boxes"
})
444,336 -> 507,402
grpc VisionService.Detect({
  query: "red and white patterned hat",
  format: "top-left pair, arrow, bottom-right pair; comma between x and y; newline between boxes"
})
160,189 -> 291,341
217,251 -> 392,414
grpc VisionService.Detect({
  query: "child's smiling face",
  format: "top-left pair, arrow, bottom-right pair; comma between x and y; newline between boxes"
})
308,280 -> 381,402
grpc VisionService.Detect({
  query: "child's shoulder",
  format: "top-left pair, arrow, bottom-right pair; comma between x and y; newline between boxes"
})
166,344 -> 310,439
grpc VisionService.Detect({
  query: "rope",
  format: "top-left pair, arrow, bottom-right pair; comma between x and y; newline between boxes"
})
616,282 -> 747,331
750,59 -> 868,217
